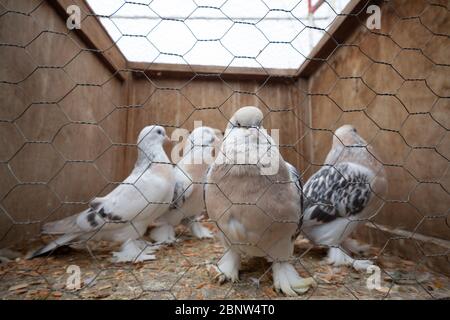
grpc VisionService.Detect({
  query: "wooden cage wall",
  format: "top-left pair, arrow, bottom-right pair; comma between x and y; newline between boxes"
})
0,0 -> 448,274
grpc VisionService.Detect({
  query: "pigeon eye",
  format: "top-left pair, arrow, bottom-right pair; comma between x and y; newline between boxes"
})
156,129 -> 162,135
235,121 -> 241,127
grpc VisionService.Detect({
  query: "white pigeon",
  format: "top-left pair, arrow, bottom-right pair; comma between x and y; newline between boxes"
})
149,126 -> 221,243
28,125 -> 176,262
302,125 -> 387,271
205,106 -> 314,296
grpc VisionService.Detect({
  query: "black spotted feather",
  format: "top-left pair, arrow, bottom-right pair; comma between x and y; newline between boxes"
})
169,180 -> 187,210
303,162 -> 372,226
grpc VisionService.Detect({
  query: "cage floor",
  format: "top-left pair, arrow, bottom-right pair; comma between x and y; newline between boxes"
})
1,225 -> 449,300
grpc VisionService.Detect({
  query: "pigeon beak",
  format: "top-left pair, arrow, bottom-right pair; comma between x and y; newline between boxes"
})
164,134 -> 171,144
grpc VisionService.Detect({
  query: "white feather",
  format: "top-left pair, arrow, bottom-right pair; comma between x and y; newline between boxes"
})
30,125 -> 175,261
112,239 -> 160,263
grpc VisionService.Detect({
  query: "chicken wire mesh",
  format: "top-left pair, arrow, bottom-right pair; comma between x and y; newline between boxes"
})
0,0 -> 449,300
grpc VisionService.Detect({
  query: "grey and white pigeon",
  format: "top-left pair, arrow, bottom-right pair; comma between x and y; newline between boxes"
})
149,126 -> 221,243
302,125 -> 387,271
205,106 -> 314,296
28,125 -> 176,262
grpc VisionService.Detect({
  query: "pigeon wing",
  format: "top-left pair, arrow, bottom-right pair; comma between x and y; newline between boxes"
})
302,162 -> 373,228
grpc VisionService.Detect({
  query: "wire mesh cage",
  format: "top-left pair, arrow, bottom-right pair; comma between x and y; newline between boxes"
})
0,0 -> 449,300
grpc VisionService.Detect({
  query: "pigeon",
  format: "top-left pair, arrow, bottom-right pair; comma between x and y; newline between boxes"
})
205,106 -> 314,296
28,125 -> 176,262
149,126 -> 221,243
301,125 -> 387,271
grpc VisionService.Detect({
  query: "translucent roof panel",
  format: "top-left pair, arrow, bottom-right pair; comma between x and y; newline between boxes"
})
86,0 -> 351,69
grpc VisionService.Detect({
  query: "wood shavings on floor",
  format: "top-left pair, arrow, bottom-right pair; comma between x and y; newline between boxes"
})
1,227 -> 449,300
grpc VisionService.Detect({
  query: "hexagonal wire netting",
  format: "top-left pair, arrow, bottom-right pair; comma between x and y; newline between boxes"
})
0,0 -> 449,299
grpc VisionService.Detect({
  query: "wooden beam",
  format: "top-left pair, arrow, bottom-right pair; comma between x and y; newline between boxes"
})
48,0 -> 127,81
295,0 -> 383,79
127,61 -> 297,81
365,223 -> 450,250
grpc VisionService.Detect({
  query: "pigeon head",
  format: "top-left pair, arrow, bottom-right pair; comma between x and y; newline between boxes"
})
333,124 -> 366,147
182,126 -> 222,164
188,126 -> 221,148
229,106 -> 264,130
137,125 -> 169,153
